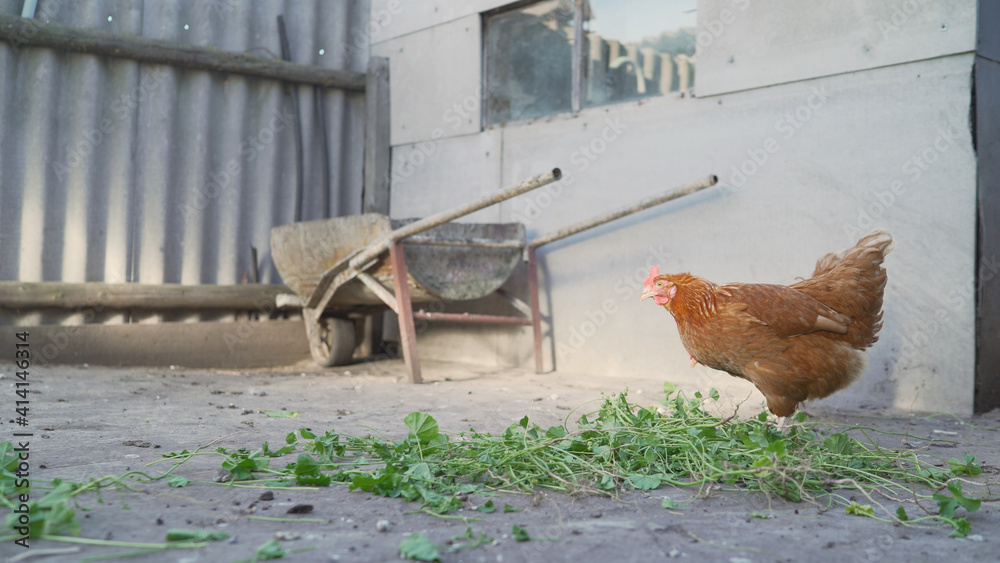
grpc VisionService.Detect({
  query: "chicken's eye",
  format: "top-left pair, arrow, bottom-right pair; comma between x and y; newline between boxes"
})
656,281 -> 663,287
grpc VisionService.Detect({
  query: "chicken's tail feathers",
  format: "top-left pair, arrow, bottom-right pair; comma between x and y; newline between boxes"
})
795,230 -> 893,349
861,229 -> 895,258
813,230 -> 893,277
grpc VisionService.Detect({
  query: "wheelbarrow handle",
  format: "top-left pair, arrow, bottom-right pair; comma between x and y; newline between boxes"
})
527,174 -> 718,249
304,167 -> 562,311
348,168 -> 562,269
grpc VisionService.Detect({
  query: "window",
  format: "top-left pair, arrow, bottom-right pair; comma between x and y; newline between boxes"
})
484,0 -> 697,126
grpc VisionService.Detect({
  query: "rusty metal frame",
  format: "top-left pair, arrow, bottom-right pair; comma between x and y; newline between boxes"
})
527,246 -> 544,374
387,238 -> 534,383
413,311 -> 531,325
389,242 -> 422,383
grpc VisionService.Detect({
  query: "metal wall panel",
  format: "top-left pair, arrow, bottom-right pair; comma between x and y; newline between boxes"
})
0,0 -> 369,326
695,0 -> 976,97
370,13 -> 482,146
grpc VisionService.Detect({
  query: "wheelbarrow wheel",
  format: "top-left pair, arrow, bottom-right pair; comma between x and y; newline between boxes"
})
305,313 -> 356,367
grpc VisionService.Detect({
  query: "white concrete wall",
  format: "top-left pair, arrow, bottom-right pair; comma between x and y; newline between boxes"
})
696,0 -> 976,95
370,0 -> 979,415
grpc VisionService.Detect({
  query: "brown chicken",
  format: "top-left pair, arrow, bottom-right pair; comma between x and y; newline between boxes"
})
639,230 -> 893,417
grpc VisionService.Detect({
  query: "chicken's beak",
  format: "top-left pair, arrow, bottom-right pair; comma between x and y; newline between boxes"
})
639,288 -> 654,302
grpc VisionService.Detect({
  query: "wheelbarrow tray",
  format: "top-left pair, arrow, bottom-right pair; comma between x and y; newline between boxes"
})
271,213 -> 525,313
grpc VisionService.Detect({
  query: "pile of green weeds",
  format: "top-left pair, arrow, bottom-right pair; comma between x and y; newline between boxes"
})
1,386 -> 992,560
195,387 -> 986,536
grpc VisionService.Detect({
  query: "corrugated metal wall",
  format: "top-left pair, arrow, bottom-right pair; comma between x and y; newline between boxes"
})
0,0 -> 369,326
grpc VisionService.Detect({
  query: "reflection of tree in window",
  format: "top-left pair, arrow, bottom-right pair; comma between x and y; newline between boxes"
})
484,1 -> 573,125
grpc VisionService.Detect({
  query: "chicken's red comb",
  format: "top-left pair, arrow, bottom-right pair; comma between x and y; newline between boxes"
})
644,266 -> 660,291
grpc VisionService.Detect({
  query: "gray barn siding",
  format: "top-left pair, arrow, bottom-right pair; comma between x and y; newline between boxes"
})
0,0 -> 369,325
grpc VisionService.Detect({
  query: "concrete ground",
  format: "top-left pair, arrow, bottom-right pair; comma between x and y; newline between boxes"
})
1,359 -> 998,563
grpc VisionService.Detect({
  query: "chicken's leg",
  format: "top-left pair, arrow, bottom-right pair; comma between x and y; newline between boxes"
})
776,416 -> 790,432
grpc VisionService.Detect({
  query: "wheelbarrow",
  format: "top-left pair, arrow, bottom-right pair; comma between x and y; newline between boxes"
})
271,170 -> 718,383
